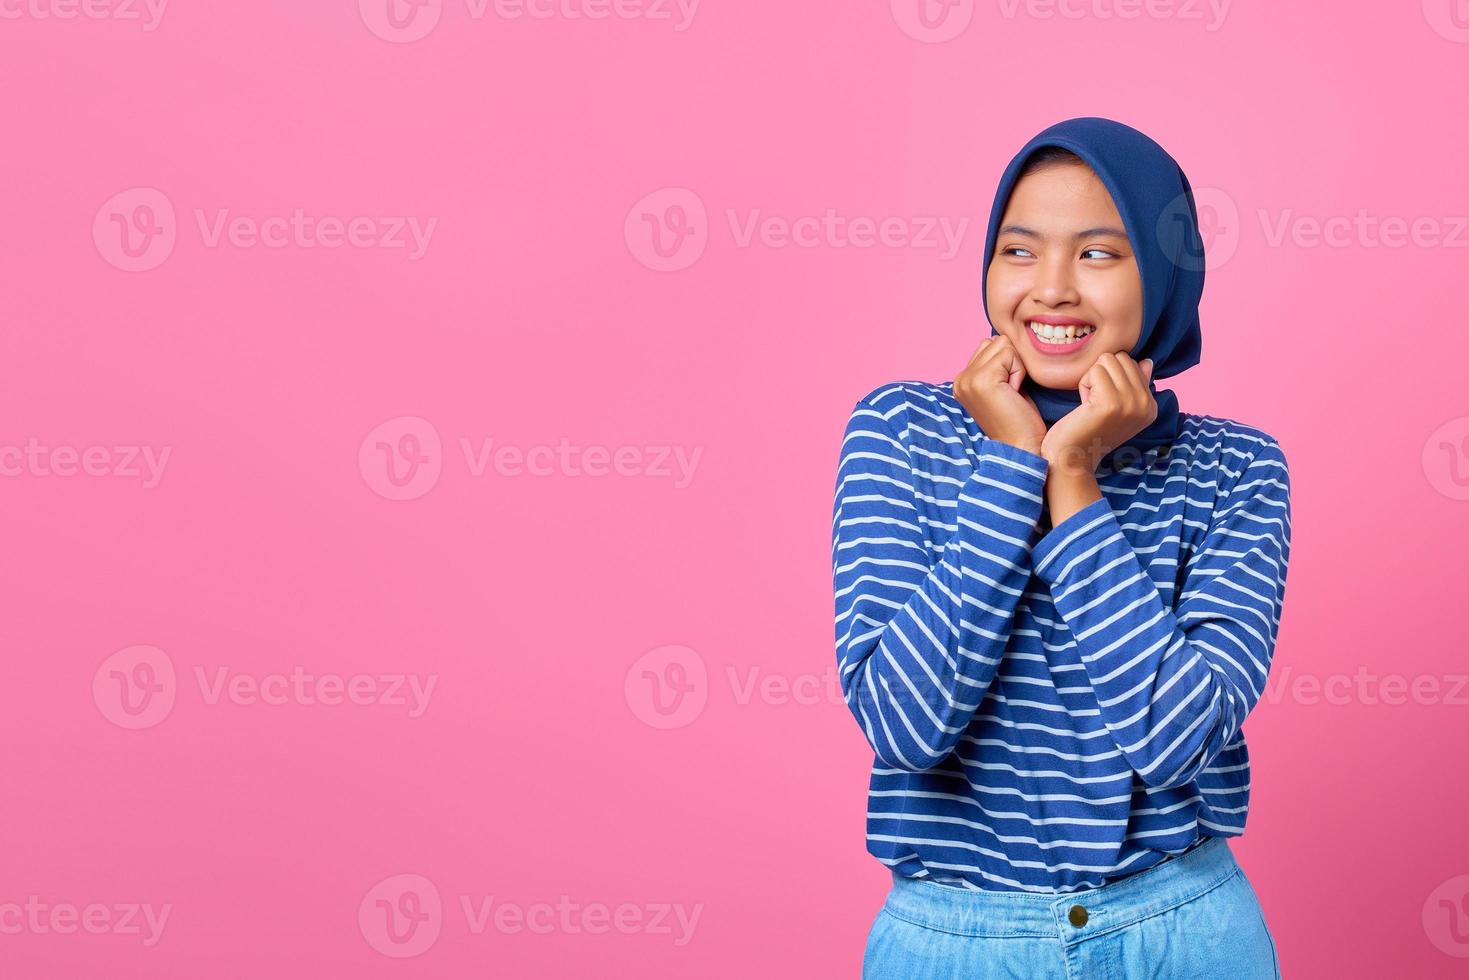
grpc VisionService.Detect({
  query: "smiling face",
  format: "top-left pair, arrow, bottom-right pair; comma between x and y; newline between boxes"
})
985,156 -> 1145,391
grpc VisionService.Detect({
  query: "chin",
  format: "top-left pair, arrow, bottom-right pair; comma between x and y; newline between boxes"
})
1026,366 -> 1084,391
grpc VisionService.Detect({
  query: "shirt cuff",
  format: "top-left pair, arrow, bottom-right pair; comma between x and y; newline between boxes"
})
1030,496 -> 1116,583
978,438 -> 1050,476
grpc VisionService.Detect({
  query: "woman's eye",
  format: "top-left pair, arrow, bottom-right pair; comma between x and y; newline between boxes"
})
1003,246 -> 1115,260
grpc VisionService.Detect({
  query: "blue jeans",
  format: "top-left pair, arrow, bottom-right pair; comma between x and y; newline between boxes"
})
862,837 -> 1281,979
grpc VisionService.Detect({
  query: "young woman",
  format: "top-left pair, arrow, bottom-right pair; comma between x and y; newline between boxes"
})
831,117 -> 1290,978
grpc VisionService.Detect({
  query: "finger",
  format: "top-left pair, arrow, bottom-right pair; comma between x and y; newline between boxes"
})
1112,350 -> 1142,384
1094,353 -> 1131,400
994,336 -> 1027,390
980,333 -> 1019,375
1087,356 -> 1121,404
965,337 -> 994,368
960,335 -> 1017,392
1111,352 -> 1147,402
978,332 -> 1010,358
1114,353 -> 1156,419
1136,358 -> 1158,418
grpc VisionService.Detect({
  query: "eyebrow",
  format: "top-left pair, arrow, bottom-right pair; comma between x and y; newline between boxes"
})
999,224 -> 1129,240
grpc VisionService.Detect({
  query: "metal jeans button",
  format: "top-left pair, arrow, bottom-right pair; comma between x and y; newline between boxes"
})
1068,904 -> 1089,927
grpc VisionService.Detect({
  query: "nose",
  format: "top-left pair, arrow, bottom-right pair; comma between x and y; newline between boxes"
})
1032,249 -> 1080,307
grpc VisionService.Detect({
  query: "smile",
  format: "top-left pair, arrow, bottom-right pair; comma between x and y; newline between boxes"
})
1025,320 -> 1096,354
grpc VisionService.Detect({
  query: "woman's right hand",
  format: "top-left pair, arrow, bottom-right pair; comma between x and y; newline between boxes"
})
954,335 -> 1047,456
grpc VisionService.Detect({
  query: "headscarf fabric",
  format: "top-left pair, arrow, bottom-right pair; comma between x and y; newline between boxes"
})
980,116 -> 1205,468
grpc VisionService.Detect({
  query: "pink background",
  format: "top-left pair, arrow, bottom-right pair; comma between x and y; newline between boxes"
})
4,1 -> 1469,976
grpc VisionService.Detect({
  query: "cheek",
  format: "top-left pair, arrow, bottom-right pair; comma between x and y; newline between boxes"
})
1088,281 -> 1142,333
1088,268 -> 1144,331
985,267 -> 1026,313
1108,296 -> 1144,345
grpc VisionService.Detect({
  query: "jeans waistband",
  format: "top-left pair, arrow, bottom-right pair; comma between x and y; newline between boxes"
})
881,837 -> 1240,946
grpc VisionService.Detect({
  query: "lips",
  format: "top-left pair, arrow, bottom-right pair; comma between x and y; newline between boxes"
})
1026,316 -> 1092,327
1024,319 -> 1096,355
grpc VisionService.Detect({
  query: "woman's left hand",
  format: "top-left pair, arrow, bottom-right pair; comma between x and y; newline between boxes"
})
1041,353 -> 1157,474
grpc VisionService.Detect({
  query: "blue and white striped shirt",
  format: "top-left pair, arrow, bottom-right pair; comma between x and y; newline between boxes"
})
831,379 -> 1292,893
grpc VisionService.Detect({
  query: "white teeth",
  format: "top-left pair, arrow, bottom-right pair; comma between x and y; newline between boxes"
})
1027,321 -> 1095,342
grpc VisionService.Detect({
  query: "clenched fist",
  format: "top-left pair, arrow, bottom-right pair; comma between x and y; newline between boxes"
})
1041,352 -> 1157,474
954,335 -> 1047,456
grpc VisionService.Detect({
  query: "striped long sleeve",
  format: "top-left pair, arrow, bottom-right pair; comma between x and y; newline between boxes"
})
832,395 -> 1049,771
1030,440 -> 1292,790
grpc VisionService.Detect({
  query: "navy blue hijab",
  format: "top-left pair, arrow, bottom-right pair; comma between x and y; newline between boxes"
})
980,116 -> 1204,468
